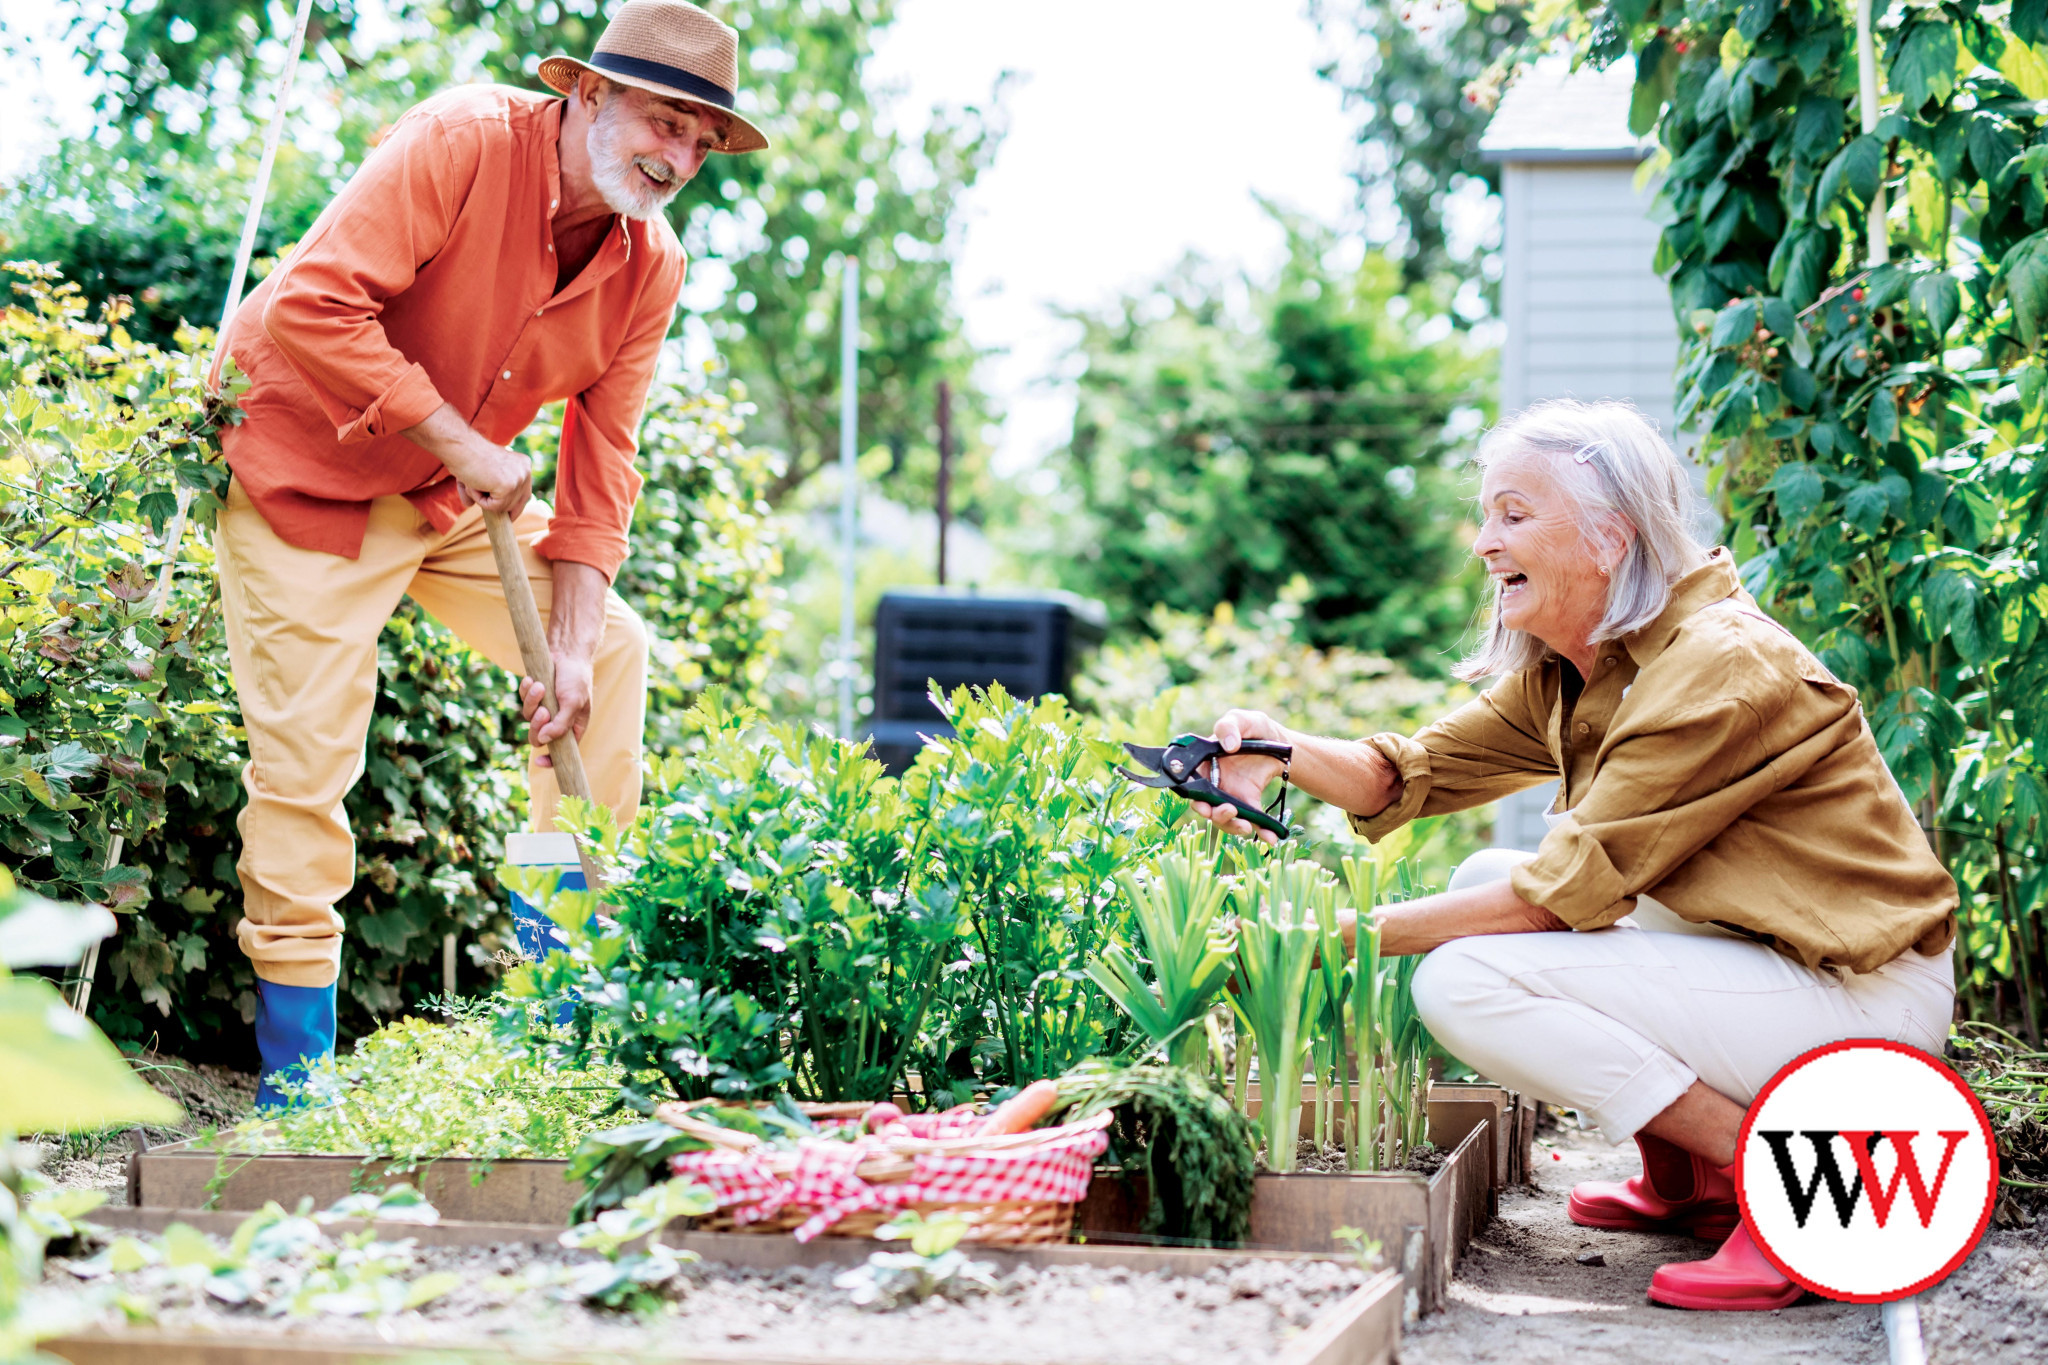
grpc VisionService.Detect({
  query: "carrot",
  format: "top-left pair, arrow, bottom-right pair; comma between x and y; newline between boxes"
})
981,1079 -> 1060,1135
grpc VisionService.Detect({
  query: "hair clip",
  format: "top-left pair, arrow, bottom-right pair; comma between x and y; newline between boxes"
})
1572,444 -> 1601,465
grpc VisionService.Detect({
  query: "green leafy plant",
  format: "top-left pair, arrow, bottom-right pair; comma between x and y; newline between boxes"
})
1228,854 -> 1337,1173
1521,0 -> 2048,1040
504,685 -> 1177,1115
557,1176 -> 716,1312
64,1185 -> 461,1319
833,1210 -> 1000,1311
1086,833 -> 1237,1071
214,1001 -> 622,1171
902,685 -> 1176,1095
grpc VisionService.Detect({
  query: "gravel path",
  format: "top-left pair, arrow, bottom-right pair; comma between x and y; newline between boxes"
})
1400,1120 -> 1889,1364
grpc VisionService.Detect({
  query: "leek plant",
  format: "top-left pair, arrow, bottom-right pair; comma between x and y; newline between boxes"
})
1229,855 -> 1340,1172
1086,833 -> 1238,1072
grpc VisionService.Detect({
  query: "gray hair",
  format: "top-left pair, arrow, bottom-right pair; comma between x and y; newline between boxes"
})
1456,399 -> 1709,681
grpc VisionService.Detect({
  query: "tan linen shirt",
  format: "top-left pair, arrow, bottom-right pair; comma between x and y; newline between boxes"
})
1352,548 -> 1957,974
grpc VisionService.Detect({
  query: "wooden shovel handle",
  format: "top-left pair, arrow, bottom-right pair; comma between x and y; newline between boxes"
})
482,509 -> 605,890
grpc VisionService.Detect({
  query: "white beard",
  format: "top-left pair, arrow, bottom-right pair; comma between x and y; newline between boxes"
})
586,99 -> 681,221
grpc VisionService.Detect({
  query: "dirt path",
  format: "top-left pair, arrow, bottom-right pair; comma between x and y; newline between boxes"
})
1400,1121 -> 1890,1364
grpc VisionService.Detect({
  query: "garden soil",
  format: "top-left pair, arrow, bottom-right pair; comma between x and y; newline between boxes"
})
1401,1116 -> 2046,1365
47,1242 -> 1372,1364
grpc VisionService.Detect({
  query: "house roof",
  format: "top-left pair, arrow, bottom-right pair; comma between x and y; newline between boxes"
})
1479,57 -> 1650,162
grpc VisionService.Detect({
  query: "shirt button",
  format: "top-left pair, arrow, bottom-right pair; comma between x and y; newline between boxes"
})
1575,721 -> 1591,738
535,309 -> 544,317
547,244 -> 554,252
1602,657 -> 1617,667
502,371 -> 512,380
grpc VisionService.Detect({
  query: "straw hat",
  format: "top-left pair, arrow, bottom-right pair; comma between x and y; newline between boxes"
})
538,0 -> 769,154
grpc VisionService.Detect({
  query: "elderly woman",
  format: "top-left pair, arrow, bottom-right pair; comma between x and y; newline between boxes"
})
1194,399 -> 1956,1311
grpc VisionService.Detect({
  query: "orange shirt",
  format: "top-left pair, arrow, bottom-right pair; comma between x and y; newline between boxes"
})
219,84 -> 685,580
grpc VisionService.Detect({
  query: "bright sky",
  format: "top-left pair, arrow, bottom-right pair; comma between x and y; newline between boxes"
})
0,0 -> 1360,476
871,0 -> 1359,474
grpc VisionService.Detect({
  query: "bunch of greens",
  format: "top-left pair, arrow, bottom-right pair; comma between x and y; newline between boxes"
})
219,1001 -> 621,1168
1051,1060 -> 1257,1247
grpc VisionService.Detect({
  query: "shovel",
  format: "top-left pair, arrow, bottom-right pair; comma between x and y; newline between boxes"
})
482,509 -> 607,894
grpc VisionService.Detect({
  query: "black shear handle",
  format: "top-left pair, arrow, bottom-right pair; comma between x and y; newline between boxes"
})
1172,735 -> 1293,838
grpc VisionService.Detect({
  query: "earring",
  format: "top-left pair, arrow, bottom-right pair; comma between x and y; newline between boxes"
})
1598,563 -> 1611,577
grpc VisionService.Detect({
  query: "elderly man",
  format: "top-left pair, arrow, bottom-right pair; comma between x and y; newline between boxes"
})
213,0 -> 767,1106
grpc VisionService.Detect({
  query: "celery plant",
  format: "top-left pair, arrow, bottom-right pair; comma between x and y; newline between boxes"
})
1086,834 -> 1237,1072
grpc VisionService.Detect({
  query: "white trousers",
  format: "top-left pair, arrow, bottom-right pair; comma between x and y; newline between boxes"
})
1412,848 -> 1956,1145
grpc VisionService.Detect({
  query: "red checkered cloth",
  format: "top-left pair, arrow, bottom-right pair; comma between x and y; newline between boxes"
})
668,1149 -> 791,1227
668,1113 -> 1112,1242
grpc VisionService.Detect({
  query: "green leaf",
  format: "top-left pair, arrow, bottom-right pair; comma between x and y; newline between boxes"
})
2020,0 -> 2048,46
43,740 -> 99,782
1767,461 -> 1826,519
2001,230 -> 2048,348
1890,17 -> 1960,111
1910,271 -> 1962,337
1999,36 -> 2048,100
402,1272 -> 462,1309
1971,116 -> 2022,193
1820,136 -> 1884,212
0,974 -> 183,1132
1760,297 -> 1797,338
1782,360 -> 1817,406
1736,0 -> 1781,42
1869,386 -> 1900,445
1844,482 -> 1891,533
1711,299 -> 1759,349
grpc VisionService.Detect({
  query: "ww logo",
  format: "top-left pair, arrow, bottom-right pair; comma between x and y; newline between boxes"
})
1738,1042 -> 1998,1302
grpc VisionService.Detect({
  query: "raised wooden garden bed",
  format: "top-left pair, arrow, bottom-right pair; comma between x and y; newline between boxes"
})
49,1207 -> 1404,1365
1074,1119 -> 1490,1317
130,1140 -> 582,1225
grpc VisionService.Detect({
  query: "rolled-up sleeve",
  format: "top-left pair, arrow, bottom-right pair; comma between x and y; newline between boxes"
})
1349,672 -> 1558,841
533,253 -> 683,580
261,110 -> 474,443
1509,678 -> 1855,928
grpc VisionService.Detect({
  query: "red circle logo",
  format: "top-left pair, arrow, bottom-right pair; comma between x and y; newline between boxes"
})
1737,1039 -> 1998,1303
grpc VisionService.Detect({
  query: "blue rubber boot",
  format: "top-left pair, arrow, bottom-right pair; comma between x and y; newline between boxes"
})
254,978 -> 336,1111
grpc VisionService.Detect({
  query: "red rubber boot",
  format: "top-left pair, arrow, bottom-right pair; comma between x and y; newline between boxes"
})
1568,1133 -> 1739,1240
1646,1195 -> 1803,1311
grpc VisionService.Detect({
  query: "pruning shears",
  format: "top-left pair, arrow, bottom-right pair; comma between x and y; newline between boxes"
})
1116,733 -> 1295,839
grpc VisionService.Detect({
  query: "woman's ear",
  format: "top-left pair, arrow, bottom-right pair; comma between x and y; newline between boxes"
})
1589,516 -> 1635,577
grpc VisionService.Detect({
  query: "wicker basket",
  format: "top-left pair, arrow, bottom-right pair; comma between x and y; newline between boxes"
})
693,1198 -> 1076,1244
654,1099 -> 1099,1246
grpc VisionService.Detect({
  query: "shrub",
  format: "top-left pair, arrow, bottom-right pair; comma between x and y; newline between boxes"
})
0,265 -> 784,1056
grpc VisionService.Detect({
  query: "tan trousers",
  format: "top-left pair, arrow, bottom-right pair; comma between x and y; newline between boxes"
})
216,481 -> 647,987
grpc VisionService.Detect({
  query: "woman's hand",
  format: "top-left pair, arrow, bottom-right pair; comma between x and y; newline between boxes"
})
1188,709 -> 1292,846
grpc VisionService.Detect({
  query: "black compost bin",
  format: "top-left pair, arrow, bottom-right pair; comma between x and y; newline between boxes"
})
863,590 -> 1106,772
